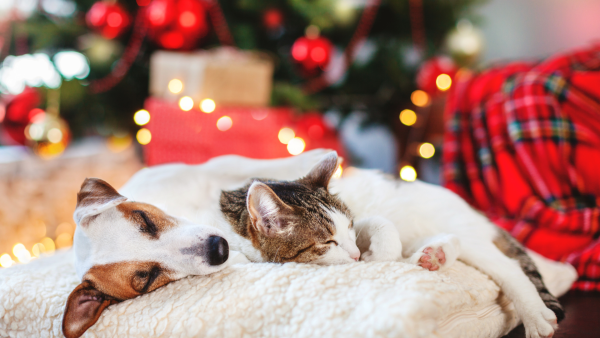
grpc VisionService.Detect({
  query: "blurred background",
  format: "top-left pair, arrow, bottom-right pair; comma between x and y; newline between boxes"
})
1,0 -> 599,268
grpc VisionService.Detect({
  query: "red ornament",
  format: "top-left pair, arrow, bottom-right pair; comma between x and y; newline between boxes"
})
416,56 -> 458,95
145,0 -> 209,50
86,2 -> 131,39
291,35 -> 332,76
0,87 -> 42,145
262,8 -> 283,31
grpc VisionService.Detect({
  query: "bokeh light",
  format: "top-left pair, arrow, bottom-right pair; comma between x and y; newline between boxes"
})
411,90 -> 430,107
134,109 -> 150,125
13,243 -> 31,263
47,128 -> 63,143
136,128 -> 152,145
400,165 -> 417,182
56,233 -> 73,248
399,109 -> 417,126
179,96 -> 194,111
287,137 -> 306,155
419,143 -> 435,159
0,253 -> 13,268
216,116 -> 232,131
333,165 -> 343,179
168,79 -> 183,94
278,128 -> 295,144
41,237 -> 56,254
200,99 -> 216,113
436,74 -> 452,91
32,243 -> 46,258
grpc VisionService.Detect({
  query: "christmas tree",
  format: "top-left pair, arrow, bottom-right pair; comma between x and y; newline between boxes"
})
0,0 -> 486,151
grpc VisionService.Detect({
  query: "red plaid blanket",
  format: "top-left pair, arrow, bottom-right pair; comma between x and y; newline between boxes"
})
443,44 -> 600,291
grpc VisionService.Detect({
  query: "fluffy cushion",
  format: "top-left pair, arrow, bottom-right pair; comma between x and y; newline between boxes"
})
0,250 -> 576,338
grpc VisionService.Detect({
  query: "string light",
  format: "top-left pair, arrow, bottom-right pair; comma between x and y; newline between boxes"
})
136,128 -> 152,145
179,96 -> 194,111
216,116 -> 233,131
200,99 -> 216,113
278,128 -> 295,144
168,79 -> 183,94
134,109 -> 150,125
400,109 -> 417,126
0,254 -> 13,268
40,237 -> 56,254
436,74 -> 452,91
400,165 -> 417,182
287,137 -> 306,155
411,90 -> 430,107
13,243 -> 31,263
419,143 -> 435,159
333,165 -> 343,179
47,128 -> 63,143
32,243 -> 46,258
56,233 -> 73,249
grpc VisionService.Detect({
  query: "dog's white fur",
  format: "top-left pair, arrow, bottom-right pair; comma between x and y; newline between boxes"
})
82,149 -> 556,338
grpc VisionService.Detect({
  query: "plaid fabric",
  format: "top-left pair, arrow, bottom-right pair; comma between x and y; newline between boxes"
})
443,44 -> 600,291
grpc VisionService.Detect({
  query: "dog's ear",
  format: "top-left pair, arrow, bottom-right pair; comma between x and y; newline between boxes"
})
74,178 -> 127,226
62,280 -> 119,338
301,151 -> 339,190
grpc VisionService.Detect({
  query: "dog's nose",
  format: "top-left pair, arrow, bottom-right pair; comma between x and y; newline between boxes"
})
207,236 -> 229,265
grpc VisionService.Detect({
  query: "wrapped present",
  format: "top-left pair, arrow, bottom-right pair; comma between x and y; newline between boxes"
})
143,97 -> 344,165
150,47 -> 274,107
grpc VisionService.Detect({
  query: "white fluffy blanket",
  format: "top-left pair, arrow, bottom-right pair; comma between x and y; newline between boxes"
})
0,250 -> 576,338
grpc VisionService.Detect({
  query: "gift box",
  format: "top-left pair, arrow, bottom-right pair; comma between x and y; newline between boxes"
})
143,97 -> 344,166
149,48 -> 274,107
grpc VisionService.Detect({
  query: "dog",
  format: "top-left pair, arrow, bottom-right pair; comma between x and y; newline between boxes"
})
63,149 -> 334,338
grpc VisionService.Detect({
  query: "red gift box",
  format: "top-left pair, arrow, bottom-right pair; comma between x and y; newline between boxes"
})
143,97 -> 345,166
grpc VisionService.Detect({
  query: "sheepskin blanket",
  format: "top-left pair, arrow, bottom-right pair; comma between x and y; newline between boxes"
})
0,250 -> 575,338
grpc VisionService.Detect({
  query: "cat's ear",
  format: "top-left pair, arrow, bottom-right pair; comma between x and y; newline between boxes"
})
62,280 -> 119,338
302,151 -> 339,190
247,182 -> 293,237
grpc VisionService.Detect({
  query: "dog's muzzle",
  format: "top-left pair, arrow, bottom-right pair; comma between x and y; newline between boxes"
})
207,236 -> 229,265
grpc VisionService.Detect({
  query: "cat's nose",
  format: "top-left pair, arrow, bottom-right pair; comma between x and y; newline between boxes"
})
207,236 -> 229,265
350,251 -> 360,261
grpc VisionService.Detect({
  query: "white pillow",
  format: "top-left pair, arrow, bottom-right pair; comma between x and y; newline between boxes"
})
0,250 -> 576,338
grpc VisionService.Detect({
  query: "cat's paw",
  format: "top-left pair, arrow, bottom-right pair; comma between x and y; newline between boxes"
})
416,247 -> 446,271
522,307 -> 557,338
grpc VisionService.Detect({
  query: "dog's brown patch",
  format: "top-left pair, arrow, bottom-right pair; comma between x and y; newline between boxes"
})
117,202 -> 178,239
84,261 -> 174,300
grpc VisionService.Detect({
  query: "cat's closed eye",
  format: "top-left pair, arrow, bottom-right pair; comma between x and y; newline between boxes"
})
325,240 -> 338,246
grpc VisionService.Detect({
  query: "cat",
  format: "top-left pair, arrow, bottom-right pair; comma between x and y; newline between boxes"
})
218,152 -> 361,264
218,153 -> 563,338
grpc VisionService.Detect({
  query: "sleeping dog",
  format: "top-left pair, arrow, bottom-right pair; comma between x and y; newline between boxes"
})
63,149 -> 333,338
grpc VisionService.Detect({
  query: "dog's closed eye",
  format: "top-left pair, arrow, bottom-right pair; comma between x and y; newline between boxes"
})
132,210 -> 159,239
132,265 -> 162,293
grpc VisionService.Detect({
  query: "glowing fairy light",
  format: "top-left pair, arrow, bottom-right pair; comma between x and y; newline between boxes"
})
13,243 -> 31,263
168,79 -> 183,94
419,143 -> 435,159
40,237 -> 56,254
400,165 -> 417,182
32,243 -> 46,258
47,128 -> 63,143
136,128 -> 152,145
399,109 -> 417,126
278,128 -> 295,144
216,116 -> 232,131
287,137 -> 305,155
55,233 -> 73,249
436,74 -> 452,91
0,253 -> 14,268
134,109 -> 150,125
333,165 -> 343,179
411,90 -> 430,107
200,99 -> 216,113
179,96 -> 194,111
